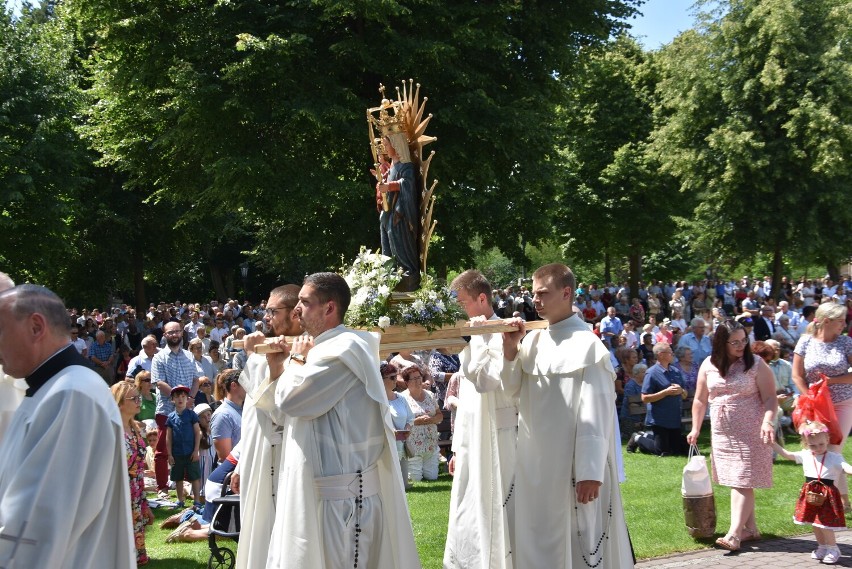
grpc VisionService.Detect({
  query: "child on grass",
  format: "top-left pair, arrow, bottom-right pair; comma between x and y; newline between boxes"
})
773,420 -> 852,564
166,386 -> 201,508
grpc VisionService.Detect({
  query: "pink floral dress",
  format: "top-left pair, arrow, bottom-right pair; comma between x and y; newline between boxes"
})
126,429 -> 151,565
704,358 -> 773,488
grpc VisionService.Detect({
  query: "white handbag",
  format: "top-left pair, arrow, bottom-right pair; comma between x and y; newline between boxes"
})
682,444 -> 712,497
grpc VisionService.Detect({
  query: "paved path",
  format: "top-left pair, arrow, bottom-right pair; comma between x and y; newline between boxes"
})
637,531 -> 852,567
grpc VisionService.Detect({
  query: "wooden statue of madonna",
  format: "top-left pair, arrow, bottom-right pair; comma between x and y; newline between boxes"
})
367,81 -> 437,292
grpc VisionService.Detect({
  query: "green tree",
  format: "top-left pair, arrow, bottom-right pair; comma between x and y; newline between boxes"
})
0,8 -> 90,286
557,35 -> 681,297
653,0 -> 852,296
69,0 -> 641,286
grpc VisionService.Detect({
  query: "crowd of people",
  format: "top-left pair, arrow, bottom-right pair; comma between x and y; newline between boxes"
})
1,268 -> 851,567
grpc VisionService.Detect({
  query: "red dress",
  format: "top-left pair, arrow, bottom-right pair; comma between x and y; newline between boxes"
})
792,450 -> 847,530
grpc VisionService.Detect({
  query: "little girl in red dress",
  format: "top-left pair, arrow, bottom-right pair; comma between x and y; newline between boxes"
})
773,420 -> 852,565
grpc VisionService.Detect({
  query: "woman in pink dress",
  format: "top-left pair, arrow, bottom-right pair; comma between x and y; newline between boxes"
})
687,320 -> 777,551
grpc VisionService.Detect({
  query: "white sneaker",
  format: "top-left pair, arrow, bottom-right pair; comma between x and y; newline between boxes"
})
812,546 -> 827,560
822,547 -> 841,565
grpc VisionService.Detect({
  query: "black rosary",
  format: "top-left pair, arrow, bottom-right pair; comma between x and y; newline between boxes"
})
571,476 -> 613,568
353,469 -> 363,568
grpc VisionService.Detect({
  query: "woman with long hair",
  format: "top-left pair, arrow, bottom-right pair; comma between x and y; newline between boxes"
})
133,371 -> 156,422
687,320 -> 777,551
111,382 -> 154,565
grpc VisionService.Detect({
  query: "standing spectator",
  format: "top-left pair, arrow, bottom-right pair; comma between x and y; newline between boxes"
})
188,338 -> 217,381
600,306 -> 624,349
687,321 -> 777,551
401,365 -> 443,482
673,346 -> 699,392
70,325 -> 88,357
151,321 -> 200,500
792,302 -> 852,510
754,305 -> 777,342
679,318 -> 712,365
637,342 -> 688,456
209,316 -> 228,344
111,382 -> 154,566
126,335 -> 159,380
629,297 -> 646,328
134,371 -> 157,422
211,369 -> 244,462
166,386 -> 202,508
382,363 -> 413,488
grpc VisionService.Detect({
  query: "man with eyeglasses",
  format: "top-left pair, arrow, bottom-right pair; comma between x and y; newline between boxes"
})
0,284 -> 135,567
230,284 -> 302,569
151,321 -> 201,499
262,273 -> 419,569
70,325 -> 88,358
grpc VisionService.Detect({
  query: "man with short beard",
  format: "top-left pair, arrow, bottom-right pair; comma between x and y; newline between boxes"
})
151,321 -> 200,499
232,285 -> 303,569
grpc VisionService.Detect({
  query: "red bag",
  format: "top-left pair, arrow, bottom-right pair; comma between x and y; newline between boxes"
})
792,375 -> 842,445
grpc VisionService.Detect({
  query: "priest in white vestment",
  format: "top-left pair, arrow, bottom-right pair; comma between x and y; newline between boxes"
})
501,264 -> 634,569
233,284 -> 302,569
444,270 -> 519,569
0,272 -> 23,443
264,272 -> 420,569
0,285 -> 135,569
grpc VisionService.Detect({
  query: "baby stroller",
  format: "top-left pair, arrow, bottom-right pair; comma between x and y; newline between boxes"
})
207,471 -> 241,569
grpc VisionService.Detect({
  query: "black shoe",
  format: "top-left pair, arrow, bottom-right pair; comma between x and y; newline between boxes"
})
626,433 -> 640,453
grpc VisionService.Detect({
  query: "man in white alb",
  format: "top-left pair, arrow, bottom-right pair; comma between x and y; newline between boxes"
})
501,264 -> 633,568
264,272 -> 420,569
0,285 -> 134,568
232,284 -> 302,569
444,269 -> 519,569
0,272 -> 25,442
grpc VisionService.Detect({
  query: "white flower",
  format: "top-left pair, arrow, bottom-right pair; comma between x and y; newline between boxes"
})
378,316 -> 391,329
435,300 -> 445,313
353,288 -> 370,306
412,299 -> 426,312
377,285 -> 390,298
428,290 -> 438,301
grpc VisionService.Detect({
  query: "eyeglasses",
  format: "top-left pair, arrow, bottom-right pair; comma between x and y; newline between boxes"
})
125,396 -> 142,403
164,330 -> 182,336
728,339 -> 748,347
265,306 -> 290,318
405,375 -> 423,382
140,379 -> 151,383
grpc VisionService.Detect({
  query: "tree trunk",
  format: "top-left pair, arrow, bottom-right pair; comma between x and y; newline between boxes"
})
771,242 -> 783,303
132,250 -> 146,315
209,264 -> 231,302
827,262 -> 841,283
628,249 -> 641,300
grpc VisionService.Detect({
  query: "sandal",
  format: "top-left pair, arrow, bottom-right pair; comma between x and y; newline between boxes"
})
715,535 -> 740,551
741,527 -> 761,542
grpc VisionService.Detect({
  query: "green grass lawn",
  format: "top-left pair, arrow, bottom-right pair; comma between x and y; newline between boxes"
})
146,432 -> 832,568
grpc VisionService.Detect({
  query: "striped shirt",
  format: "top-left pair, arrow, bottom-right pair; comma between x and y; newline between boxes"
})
152,347 -> 200,416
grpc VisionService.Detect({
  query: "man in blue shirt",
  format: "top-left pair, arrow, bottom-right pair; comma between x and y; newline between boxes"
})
636,342 -> 688,456
600,306 -> 624,349
679,318 -> 712,365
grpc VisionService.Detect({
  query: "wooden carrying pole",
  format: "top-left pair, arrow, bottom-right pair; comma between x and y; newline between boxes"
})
232,319 -> 548,357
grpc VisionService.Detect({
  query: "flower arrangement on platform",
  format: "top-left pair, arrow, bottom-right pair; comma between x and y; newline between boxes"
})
341,247 -> 465,332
